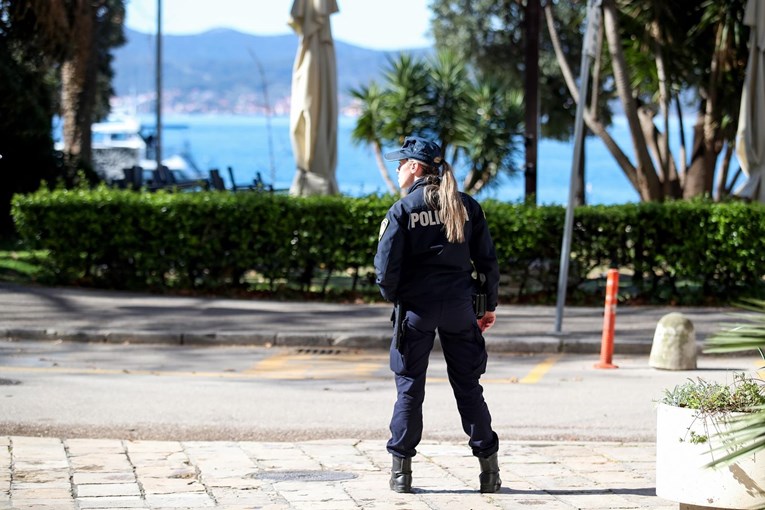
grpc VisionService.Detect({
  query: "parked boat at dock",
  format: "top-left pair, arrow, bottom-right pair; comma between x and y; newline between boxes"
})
89,111 -> 204,183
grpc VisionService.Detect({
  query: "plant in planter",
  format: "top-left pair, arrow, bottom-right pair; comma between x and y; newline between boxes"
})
655,300 -> 765,509
706,300 -> 765,467
656,300 -> 765,509
656,375 -> 765,509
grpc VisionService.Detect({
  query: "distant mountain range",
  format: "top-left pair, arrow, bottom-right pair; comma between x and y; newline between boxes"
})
112,28 -> 428,115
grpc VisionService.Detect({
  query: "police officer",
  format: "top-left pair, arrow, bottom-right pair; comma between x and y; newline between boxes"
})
374,136 -> 501,494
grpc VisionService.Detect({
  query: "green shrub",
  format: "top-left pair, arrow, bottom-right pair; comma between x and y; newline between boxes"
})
11,189 -> 765,303
661,374 -> 765,414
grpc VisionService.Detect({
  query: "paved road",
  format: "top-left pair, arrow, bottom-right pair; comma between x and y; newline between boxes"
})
0,282 -> 743,354
0,284 -> 758,509
1,340 -> 758,443
3,341 -> 753,509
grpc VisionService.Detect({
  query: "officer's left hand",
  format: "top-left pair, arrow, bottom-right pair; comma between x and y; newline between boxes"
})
478,310 -> 496,332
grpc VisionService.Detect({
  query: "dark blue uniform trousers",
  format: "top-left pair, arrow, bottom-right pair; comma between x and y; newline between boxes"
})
387,298 -> 499,459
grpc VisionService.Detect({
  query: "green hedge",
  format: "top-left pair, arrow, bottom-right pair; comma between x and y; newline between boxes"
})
481,200 -> 765,303
11,187 -> 765,304
11,187 -> 394,294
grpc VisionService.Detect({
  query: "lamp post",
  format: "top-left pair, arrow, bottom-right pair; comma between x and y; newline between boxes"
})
524,0 -> 540,204
554,0 -> 602,333
155,0 -> 163,174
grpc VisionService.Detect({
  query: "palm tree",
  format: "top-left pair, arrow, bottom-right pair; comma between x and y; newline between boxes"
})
349,51 -> 524,194
379,54 -> 431,144
424,51 -> 471,160
60,0 -> 96,168
545,0 -> 748,201
349,54 -> 430,195
349,83 -> 398,194
602,0 -> 663,201
22,0 -> 125,174
461,80 -> 523,194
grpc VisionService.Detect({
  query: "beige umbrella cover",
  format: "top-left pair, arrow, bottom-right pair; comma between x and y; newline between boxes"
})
288,0 -> 340,196
735,0 -> 765,201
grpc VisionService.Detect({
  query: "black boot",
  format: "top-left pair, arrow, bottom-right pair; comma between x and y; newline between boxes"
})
389,455 -> 412,493
478,453 -> 501,493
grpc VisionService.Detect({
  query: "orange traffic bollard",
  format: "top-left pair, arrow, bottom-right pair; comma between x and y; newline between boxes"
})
595,268 -> 619,369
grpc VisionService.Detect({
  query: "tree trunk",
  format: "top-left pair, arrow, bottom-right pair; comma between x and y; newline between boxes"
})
590,20 -> 604,119
725,167 -> 743,196
674,96 -> 688,183
524,0 -> 540,204
651,18 -> 674,198
602,0 -> 661,201
575,131 -> 586,206
638,107 -> 681,198
372,140 -> 398,194
544,1 -> 640,195
685,22 -> 726,199
685,102 -> 723,200
463,168 -> 479,194
61,60 -> 84,159
463,162 -> 496,195
60,0 -> 95,168
684,111 -> 709,198
715,142 -> 734,200
465,168 -> 490,195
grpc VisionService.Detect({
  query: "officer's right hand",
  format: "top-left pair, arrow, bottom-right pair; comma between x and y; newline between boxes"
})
478,310 -> 496,332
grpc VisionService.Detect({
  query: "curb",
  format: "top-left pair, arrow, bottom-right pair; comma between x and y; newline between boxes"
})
1,328 -> 656,354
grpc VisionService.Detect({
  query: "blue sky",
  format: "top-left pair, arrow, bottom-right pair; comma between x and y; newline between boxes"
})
125,0 -> 434,50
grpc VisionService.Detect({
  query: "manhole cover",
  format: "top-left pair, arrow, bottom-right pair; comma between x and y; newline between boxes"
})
0,379 -> 21,386
253,470 -> 357,482
295,348 -> 346,355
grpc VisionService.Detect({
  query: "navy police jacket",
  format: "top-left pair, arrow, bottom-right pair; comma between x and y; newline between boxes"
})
374,179 -> 500,310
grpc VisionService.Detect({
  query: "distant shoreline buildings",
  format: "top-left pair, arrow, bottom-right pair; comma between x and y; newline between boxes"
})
112,29 -> 411,120
112,92 -> 361,117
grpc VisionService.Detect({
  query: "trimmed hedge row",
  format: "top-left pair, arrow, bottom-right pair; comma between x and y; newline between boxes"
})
11,187 -> 392,293
482,200 -> 765,302
11,187 -> 765,303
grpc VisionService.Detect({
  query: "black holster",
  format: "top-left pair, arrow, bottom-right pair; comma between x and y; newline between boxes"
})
472,273 -> 488,319
391,302 -> 406,350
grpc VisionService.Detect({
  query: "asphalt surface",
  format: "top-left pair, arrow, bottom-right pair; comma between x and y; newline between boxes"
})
0,282 -> 753,509
0,282 -> 741,353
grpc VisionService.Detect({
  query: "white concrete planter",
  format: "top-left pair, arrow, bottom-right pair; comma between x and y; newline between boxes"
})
656,403 -> 765,508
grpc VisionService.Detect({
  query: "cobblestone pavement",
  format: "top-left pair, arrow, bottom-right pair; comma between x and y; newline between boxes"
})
0,436 -> 675,509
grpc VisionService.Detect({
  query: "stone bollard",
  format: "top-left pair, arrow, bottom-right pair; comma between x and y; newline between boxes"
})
649,312 -> 697,370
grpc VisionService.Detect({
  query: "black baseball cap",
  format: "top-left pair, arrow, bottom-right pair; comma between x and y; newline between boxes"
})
384,136 -> 443,167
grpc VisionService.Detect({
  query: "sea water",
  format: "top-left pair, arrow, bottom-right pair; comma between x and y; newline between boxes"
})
140,114 -> 737,205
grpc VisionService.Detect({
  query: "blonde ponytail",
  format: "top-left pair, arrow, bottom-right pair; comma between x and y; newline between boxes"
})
423,161 -> 467,243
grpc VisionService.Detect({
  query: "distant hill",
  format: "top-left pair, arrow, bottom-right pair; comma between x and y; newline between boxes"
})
113,28 -> 428,114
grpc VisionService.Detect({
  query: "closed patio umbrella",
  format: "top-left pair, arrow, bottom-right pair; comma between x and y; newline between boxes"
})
735,0 -> 765,201
288,0 -> 339,196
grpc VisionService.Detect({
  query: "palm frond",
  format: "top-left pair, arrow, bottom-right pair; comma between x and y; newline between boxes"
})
703,300 -> 765,468
704,300 -> 765,354
706,406 -> 765,468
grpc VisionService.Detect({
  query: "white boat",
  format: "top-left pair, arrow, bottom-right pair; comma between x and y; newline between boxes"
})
89,111 -> 204,184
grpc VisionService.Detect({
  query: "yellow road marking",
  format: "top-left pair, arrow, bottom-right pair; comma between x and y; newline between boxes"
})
0,353 -> 563,384
518,354 -> 563,384
0,352 -> 388,381
247,352 -> 385,380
